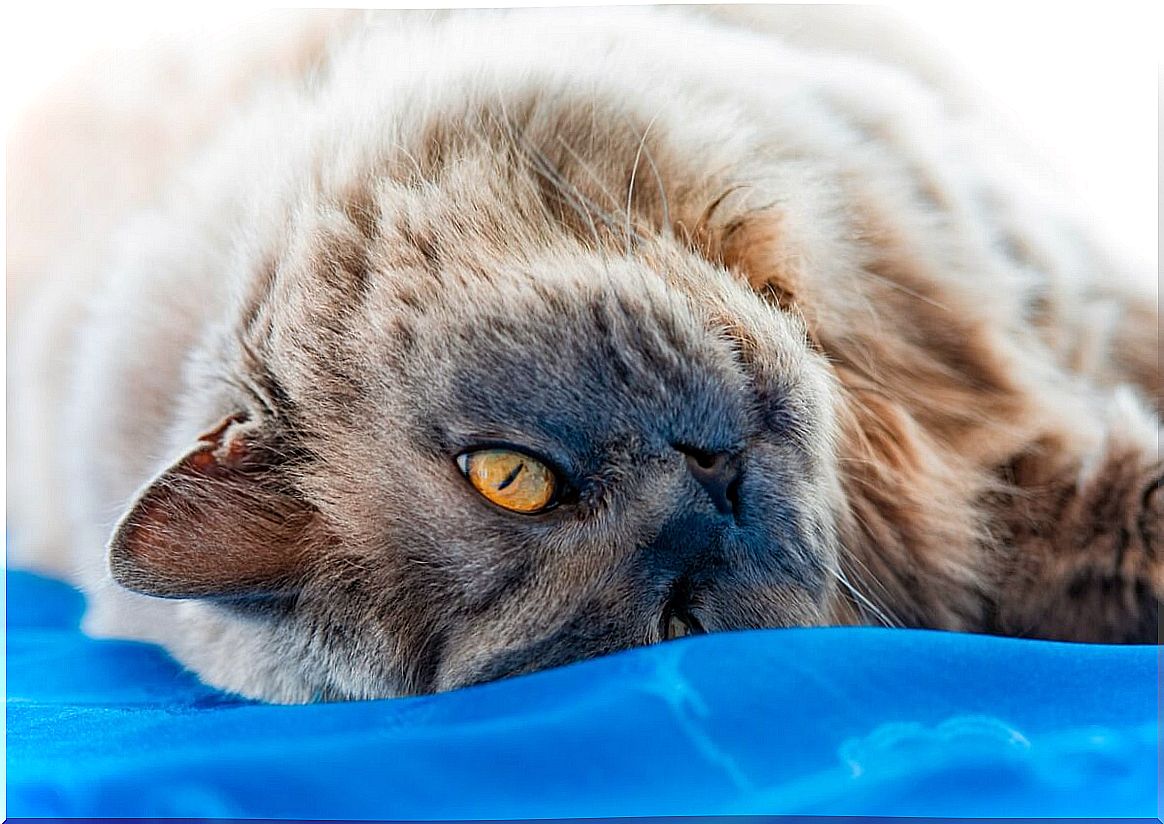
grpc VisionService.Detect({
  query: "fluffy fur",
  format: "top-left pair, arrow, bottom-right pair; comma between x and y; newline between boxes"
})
7,7 -> 1160,703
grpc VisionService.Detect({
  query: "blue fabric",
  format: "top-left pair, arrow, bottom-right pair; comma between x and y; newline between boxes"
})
5,569 -> 1158,818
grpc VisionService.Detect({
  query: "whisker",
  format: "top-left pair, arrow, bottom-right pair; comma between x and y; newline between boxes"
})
625,112 -> 661,256
831,562 -> 900,628
861,265 -> 951,312
639,129 -> 671,231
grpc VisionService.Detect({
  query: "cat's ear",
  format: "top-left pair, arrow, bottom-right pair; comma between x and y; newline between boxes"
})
108,413 -> 323,599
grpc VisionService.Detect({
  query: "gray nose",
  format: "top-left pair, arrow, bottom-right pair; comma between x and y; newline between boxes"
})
679,446 -> 742,519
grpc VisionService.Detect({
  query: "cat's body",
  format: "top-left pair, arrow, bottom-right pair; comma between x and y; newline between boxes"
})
7,7 -> 1160,702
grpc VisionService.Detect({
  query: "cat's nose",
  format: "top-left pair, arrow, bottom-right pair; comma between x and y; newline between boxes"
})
678,446 -> 742,519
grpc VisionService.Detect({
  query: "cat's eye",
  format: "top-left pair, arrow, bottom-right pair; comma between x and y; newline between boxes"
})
457,448 -> 559,514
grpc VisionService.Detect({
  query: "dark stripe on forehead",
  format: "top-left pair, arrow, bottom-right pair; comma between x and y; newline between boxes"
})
398,220 -> 442,273
316,227 -> 373,304
342,180 -> 381,242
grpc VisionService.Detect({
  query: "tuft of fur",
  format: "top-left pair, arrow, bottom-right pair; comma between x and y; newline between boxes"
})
7,7 -> 1159,703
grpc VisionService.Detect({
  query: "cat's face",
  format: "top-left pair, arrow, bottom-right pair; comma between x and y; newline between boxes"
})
106,103 -> 846,701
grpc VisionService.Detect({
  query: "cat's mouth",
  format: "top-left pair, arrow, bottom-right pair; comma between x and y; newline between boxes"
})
660,594 -> 705,641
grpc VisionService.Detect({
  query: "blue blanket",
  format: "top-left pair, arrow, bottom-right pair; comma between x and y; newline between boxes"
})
4,569 -> 1157,818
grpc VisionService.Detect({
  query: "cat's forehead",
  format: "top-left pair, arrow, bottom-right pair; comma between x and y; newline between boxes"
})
258,236 -> 758,460
427,258 -> 757,456
231,84 -> 816,460
240,81 -> 737,348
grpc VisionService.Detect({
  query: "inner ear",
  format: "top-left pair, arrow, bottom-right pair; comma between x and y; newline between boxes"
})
108,413 -> 323,599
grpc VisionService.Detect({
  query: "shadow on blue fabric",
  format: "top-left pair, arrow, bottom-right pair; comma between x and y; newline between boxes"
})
4,569 -> 1158,818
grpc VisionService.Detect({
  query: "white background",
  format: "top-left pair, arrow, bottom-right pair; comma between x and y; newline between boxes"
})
2,2 -> 1160,271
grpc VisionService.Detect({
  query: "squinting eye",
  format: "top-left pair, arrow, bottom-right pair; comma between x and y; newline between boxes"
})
456,448 -> 558,514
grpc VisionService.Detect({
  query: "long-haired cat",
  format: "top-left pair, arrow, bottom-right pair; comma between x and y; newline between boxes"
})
7,7 -> 1160,702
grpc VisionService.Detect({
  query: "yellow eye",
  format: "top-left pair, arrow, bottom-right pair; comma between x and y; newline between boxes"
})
457,449 -> 558,514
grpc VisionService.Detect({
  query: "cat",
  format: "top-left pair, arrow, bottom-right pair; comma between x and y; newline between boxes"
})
7,6 -> 1160,703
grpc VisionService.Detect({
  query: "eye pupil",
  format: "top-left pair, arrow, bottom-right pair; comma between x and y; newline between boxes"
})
495,461 -> 525,491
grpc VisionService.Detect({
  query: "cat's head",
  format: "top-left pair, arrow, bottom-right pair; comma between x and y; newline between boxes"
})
106,95 -> 847,702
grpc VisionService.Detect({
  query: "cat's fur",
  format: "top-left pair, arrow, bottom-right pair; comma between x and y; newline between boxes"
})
7,7 -> 1160,702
